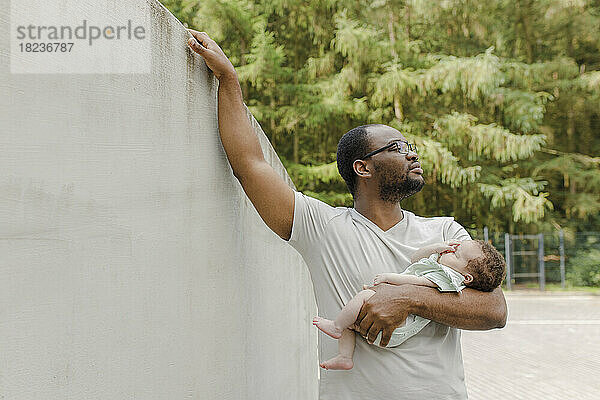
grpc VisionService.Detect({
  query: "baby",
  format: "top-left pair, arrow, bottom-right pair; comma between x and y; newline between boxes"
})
312,239 -> 506,370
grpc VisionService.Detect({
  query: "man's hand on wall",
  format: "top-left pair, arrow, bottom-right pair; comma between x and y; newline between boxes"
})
187,30 -> 236,81
355,284 -> 416,347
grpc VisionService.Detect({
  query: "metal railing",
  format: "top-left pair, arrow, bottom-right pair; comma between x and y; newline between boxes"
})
468,229 -> 600,290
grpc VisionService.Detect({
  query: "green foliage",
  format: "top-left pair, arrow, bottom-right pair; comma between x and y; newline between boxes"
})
286,161 -> 342,185
421,49 -> 504,101
371,63 -> 419,106
433,112 -> 546,162
578,71 -> 600,91
416,138 -> 481,188
566,248 -> 600,287
479,178 -> 553,223
161,0 -> 600,235
237,21 -> 290,89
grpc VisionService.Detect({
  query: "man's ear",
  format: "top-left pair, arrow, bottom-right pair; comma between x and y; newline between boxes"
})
353,159 -> 372,178
463,273 -> 474,284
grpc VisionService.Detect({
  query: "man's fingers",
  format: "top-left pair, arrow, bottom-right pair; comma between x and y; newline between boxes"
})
187,37 -> 206,54
367,323 -> 382,344
187,30 -> 219,54
356,304 -> 367,326
363,320 -> 375,341
184,30 -> 236,81
379,328 -> 394,347
358,314 -> 374,337
188,30 -> 210,47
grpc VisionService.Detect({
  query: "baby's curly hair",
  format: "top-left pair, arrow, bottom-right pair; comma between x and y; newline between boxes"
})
465,240 -> 507,292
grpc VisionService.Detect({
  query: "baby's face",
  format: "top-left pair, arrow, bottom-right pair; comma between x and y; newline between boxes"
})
438,240 -> 483,275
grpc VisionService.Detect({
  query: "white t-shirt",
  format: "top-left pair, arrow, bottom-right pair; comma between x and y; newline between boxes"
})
288,191 -> 471,400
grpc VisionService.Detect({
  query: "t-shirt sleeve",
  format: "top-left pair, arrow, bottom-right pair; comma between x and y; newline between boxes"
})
287,191 -> 340,257
444,219 -> 471,241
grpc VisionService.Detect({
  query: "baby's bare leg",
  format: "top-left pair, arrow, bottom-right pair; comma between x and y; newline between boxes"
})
320,329 -> 355,370
313,289 -> 376,339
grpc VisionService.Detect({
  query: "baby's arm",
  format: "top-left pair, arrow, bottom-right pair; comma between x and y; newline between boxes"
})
374,273 -> 438,288
410,240 -> 461,263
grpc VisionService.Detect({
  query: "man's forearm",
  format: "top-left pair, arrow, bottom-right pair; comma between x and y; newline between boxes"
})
408,285 -> 507,330
217,74 -> 265,175
187,31 -> 296,240
357,281 -> 507,345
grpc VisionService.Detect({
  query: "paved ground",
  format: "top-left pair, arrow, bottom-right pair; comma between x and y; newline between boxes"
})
462,292 -> 600,400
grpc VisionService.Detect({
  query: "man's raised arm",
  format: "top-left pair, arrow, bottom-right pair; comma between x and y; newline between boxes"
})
187,30 -> 294,240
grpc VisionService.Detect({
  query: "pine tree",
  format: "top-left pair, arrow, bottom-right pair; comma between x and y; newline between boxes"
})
161,0 -> 600,234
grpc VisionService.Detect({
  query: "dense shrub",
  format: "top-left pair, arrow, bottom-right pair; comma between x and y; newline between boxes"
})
566,249 -> 600,287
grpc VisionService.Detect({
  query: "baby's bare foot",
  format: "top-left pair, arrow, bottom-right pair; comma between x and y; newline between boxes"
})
320,355 -> 354,370
312,316 -> 343,339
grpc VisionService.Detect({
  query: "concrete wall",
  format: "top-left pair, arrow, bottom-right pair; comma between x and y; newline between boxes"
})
0,1 -> 317,399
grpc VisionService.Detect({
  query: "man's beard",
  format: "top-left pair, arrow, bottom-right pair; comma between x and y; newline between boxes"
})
375,163 -> 425,203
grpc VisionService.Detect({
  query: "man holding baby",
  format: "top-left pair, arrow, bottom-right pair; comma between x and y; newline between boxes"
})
187,30 -> 506,400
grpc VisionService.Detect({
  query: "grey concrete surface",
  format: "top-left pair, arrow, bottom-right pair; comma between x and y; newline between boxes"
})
462,292 -> 600,400
1,2 -> 317,399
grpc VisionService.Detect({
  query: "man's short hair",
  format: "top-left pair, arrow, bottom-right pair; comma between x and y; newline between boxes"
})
336,125 -> 375,196
465,240 -> 507,292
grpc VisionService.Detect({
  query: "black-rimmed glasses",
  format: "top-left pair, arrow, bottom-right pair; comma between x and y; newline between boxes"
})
360,141 -> 418,159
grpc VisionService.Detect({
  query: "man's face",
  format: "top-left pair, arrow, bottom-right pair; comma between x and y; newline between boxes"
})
366,126 -> 424,203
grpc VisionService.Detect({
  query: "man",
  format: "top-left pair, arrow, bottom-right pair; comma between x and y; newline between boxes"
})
187,30 -> 507,399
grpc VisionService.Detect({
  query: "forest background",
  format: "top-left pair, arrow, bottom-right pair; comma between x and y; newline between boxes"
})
161,0 -> 599,286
